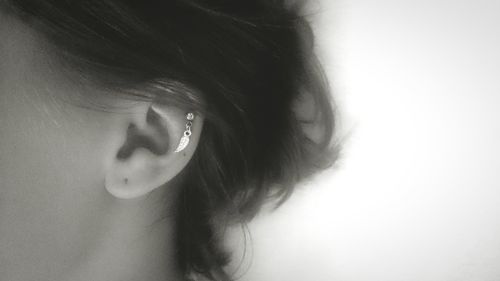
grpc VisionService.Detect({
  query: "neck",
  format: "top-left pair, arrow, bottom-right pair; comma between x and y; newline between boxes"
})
66,188 -> 182,281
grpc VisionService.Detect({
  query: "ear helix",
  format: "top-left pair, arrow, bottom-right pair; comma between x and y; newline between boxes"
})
174,112 -> 195,153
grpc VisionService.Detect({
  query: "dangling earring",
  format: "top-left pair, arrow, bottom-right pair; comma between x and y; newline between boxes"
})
174,113 -> 194,153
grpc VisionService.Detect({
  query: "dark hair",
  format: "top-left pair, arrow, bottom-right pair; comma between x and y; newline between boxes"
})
4,0 -> 337,280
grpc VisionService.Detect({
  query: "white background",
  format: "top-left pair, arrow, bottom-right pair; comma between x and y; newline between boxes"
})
229,1 -> 500,280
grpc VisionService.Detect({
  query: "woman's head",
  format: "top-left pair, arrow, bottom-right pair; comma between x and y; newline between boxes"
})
0,1 -> 335,280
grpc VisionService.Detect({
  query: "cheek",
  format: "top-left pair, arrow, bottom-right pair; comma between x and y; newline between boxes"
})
0,95 -> 109,197
0,88 -> 115,270
0,16 -> 125,276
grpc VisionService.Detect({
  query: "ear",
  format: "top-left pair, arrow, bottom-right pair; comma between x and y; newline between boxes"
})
104,101 -> 202,199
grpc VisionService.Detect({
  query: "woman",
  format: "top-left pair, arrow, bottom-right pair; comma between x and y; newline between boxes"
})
0,0 -> 335,280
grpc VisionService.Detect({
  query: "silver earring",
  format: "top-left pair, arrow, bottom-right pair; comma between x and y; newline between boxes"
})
174,112 -> 194,153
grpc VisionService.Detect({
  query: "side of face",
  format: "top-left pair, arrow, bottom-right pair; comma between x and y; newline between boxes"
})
0,12 -> 116,276
0,12 -> 201,280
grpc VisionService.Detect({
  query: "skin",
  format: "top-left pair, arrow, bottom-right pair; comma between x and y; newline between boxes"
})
0,11 -> 201,281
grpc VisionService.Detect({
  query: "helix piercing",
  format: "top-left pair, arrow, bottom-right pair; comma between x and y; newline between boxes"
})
174,112 -> 194,153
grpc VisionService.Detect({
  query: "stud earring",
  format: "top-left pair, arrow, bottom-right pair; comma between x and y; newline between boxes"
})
174,113 -> 194,153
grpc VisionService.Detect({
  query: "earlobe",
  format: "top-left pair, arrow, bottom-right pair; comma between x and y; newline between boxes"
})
104,102 -> 202,199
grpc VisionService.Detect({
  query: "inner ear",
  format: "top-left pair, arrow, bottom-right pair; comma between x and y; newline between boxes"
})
116,107 -> 170,160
